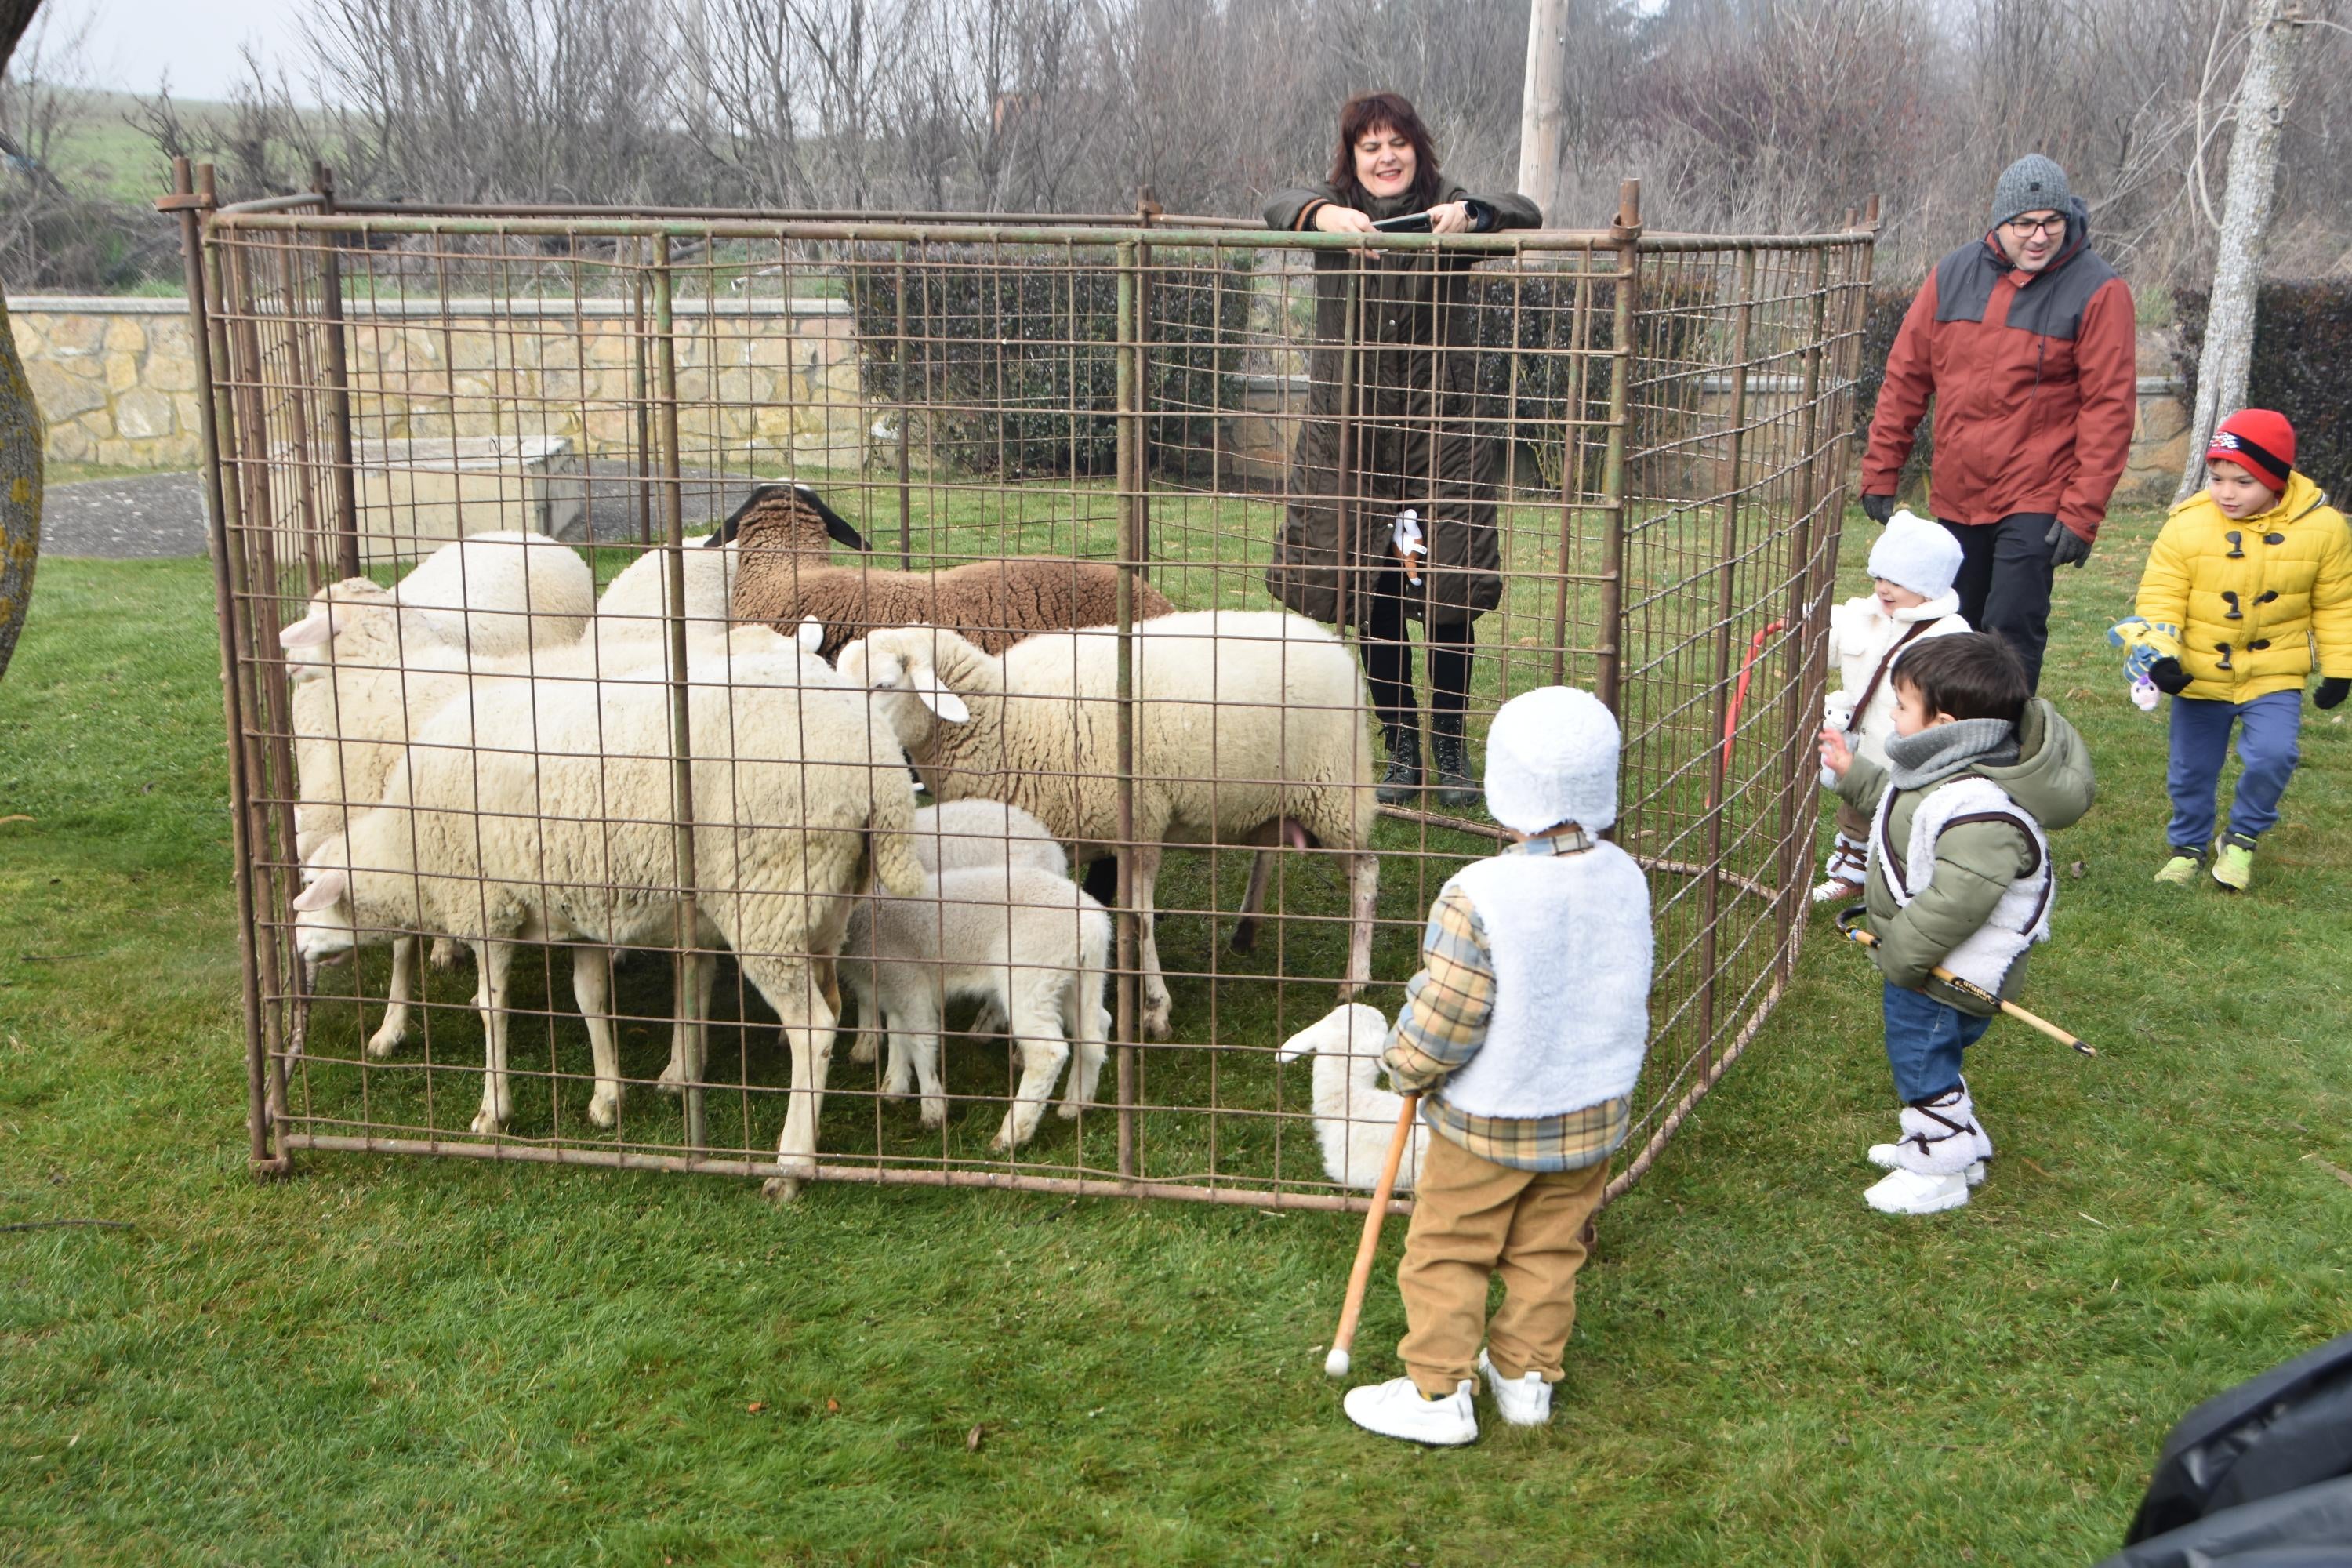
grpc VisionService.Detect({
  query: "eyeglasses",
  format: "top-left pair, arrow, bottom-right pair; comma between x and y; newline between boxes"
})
2005,214 -> 2066,237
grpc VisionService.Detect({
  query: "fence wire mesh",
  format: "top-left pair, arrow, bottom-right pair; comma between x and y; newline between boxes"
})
183,172 -> 1875,1210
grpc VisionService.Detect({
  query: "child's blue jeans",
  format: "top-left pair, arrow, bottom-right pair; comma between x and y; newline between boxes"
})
2168,691 -> 2303,850
1883,981 -> 1991,1103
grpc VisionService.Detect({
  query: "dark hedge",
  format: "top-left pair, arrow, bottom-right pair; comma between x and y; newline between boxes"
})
1851,288 -> 1930,504
2176,282 -> 2352,500
844,249 -> 1254,480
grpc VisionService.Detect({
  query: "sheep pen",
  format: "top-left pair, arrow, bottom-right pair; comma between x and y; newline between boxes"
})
190,188 -> 1876,1214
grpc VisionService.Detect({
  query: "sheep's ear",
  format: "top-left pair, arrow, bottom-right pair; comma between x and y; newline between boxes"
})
292,869 -> 347,912
795,617 -> 824,655
279,604 -> 336,649
911,676 -> 969,724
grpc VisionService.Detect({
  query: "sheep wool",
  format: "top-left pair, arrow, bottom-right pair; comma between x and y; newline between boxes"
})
1437,840 -> 1653,1120
731,500 -> 1178,659
838,611 -> 1381,1038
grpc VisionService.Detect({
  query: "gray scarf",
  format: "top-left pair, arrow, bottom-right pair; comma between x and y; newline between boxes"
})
1884,717 -> 2019,789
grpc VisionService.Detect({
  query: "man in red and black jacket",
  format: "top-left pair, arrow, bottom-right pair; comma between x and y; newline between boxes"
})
1860,154 -> 2136,690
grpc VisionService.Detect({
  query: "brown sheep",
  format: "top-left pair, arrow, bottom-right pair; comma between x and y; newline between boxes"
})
728,491 -> 1177,661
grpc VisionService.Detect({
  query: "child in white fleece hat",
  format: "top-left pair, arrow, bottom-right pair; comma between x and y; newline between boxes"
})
1341,686 -> 1653,1447
1813,510 -> 1972,905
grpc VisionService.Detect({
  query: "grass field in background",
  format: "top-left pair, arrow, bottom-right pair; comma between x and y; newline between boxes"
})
4,506 -> 2350,1564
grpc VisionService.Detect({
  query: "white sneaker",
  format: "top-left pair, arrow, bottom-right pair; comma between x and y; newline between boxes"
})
1478,1348 -> 1553,1427
1867,1144 -> 1987,1186
1342,1375 -> 1479,1446
1864,1166 -> 1970,1215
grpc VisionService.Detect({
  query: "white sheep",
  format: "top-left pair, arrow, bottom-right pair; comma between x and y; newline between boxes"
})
279,531 -> 593,666
292,644 -> 922,1196
837,863 -> 1110,1150
836,610 -> 1381,1040
1275,1002 -> 1426,1193
285,568 -> 822,1061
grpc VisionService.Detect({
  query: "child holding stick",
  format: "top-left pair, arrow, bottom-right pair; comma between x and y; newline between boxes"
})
1817,633 -> 2094,1215
1341,686 -> 1653,1446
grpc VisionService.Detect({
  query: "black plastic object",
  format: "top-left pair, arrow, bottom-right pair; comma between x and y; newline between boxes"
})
2095,1475 -> 2352,1567
2122,1330 -> 2352,1544
1371,212 -> 1431,233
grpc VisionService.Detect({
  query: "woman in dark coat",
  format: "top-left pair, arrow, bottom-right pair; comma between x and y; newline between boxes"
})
1265,91 -> 1540,806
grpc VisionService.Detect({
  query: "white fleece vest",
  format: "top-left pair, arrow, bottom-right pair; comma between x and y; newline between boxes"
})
1437,842 -> 1653,1119
1871,775 -> 2053,994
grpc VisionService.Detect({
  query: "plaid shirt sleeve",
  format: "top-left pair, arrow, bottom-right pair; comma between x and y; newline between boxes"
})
1378,840 -> 1633,1174
1381,887 -> 1495,1094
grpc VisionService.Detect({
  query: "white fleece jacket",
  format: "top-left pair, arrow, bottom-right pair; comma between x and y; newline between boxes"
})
1824,590 -> 1969,767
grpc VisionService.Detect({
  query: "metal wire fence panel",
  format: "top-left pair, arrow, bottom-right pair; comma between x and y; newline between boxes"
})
184,169 -> 1874,1210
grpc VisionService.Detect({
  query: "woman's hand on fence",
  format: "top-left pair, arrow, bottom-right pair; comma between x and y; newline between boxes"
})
1817,724 -> 1855,781
1312,204 -> 1377,236
1427,201 -> 1472,234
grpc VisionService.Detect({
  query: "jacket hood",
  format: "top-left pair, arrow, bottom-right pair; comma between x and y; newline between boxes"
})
2169,468 -> 2330,529
1979,194 -> 2094,284
1971,697 -> 2095,831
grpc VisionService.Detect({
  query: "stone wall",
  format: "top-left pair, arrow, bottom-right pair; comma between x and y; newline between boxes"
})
13,297 -> 205,469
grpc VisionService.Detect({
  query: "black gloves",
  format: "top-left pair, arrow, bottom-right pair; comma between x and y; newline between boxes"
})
1860,493 -> 1895,525
2149,657 -> 2193,695
2045,520 -> 2093,568
2318,677 -> 2350,710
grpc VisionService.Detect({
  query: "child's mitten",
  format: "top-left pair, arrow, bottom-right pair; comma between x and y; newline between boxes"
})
2318,677 -> 2350,710
2149,657 -> 2193,695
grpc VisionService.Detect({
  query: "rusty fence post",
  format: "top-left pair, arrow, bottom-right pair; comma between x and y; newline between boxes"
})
895,245 -> 913,570
1697,245 -> 1757,1052
1112,238 -> 1142,1183
164,158 -> 282,1177
1595,179 -> 1642,717
651,234 -> 707,1154
312,162 -> 363,578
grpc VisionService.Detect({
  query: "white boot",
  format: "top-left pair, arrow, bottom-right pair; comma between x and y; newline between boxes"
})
1478,1348 -> 1553,1428
1342,1375 -> 1479,1446
1862,1087 -> 1980,1214
1873,1079 -> 1994,1180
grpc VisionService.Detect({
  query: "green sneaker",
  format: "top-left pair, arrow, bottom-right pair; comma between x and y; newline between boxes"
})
2211,837 -> 2256,892
2152,850 -> 2203,887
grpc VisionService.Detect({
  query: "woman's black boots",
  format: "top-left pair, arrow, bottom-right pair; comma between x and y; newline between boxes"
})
1430,716 -> 1479,810
1377,720 -> 1423,804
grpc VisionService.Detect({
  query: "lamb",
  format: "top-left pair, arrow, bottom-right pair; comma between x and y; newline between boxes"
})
849,797 -> 1070,1069
589,483 -> 869,650
291,643 -> 920,1197
836,610 -> 1381,1040
1275,1003 -> 1427,1193
728,489 -> 1179,662
837,863 -> 1110,1150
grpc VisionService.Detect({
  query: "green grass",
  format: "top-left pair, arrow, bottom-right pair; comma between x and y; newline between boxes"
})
5,510 -> 2351,1563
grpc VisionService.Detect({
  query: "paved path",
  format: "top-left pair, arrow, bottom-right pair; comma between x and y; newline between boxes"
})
43,472 -> 209,560
42,465 -> 789,561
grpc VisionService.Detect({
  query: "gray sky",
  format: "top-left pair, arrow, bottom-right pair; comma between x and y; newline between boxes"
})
49,0 -> 314,103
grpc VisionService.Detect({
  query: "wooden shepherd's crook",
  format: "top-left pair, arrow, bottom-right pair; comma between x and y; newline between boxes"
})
1324,1093 -> 1419,1378
1835,906 -> 2095,1057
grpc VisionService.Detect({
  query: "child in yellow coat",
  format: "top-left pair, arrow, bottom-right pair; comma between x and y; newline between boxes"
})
2129,409 -> 2352,891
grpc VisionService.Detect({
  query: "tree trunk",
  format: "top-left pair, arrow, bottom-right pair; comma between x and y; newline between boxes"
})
0,290 -> 41,684
1515,0 -> 1566,225
2178,0 -> 2303,503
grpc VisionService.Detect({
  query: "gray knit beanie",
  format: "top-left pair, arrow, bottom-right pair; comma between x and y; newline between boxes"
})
1991,154 -> 2071,230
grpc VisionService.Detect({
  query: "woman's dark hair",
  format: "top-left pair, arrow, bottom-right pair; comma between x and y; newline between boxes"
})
1329,92 -> 1442,210
1891,633 -> 2031,726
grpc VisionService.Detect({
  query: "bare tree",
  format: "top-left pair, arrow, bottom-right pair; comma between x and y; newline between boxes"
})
2178,0 -> 2311,500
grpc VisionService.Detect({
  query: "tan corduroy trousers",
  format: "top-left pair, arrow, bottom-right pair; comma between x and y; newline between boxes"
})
1396,1133 -> 1610,1397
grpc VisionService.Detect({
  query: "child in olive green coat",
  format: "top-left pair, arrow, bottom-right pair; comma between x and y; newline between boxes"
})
1818,633 -> 2094,1215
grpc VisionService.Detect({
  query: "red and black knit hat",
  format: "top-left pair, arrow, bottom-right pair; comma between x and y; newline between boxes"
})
2207,408 -> 2296,491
